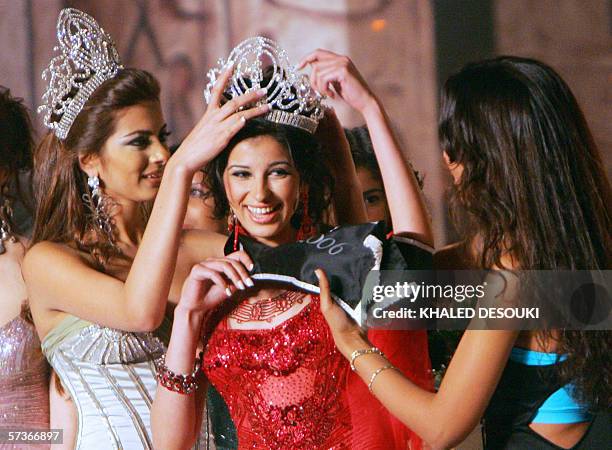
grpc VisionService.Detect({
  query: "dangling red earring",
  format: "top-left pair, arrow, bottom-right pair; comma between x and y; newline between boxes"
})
296,190 -> 315,241
228,212 -> 244,251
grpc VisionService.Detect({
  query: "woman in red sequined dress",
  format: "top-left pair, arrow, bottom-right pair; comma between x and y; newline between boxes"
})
151,44 -> 433,450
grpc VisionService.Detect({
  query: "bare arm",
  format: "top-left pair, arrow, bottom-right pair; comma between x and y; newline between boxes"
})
339,329 -> 516,448
302,50 -> 433,246
24,67 -> 267,332
316,108 -> 367,225
151,306 -> 207,449
152,254 -> 251,449
361,101 -> 432,244
316,269 -> 518,449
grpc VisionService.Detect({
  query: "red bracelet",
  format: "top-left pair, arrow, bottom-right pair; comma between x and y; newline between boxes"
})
155,351 -> 203,395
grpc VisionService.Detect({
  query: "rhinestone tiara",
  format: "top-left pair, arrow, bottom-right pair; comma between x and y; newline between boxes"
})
204,36 -> 324,134
38,8 -> 123,140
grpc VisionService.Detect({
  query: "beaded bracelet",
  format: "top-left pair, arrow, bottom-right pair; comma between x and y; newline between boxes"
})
155,352 -> 203,395
350,347 -> 384,372
368,364 -> 397,392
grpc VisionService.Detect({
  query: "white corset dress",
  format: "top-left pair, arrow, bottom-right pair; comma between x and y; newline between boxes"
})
41,315 -> 210,450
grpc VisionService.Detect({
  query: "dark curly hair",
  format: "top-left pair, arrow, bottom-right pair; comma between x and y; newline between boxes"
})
0,87 -> 33,176
203,118 -> 334,231
439,56 -> 611,410
0,86 -> 34,218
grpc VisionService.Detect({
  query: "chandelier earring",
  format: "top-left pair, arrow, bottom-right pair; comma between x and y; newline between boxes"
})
295,190 -> 315,241
228,210 -> 246,251
83,174 -> 118,248
0,196 -> 17,255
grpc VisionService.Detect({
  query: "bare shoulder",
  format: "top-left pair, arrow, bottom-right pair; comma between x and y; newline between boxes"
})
24,241 -> 85,267
22,241 -> 90,287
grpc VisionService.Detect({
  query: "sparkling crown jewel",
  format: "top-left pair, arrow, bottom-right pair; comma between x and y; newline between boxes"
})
38,8 -> 123,140
204,36 -> 324,134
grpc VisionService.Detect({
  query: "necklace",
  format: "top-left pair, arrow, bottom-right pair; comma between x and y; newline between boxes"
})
0,197 -> 16,255
229,290 -> 305,323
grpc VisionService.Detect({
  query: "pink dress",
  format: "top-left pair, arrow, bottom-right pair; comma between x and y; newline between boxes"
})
0,315 -> 50,449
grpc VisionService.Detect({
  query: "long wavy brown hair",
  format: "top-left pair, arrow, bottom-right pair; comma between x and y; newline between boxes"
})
31,69 -> 160,269
439,56 -> 611,409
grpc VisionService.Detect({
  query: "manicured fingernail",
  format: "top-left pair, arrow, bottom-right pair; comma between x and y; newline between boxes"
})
237,281 -> 246,290
249,263 -> 254,271
225,287 -> 232,297
245,278 -> 254,288
257,88 -> 267,95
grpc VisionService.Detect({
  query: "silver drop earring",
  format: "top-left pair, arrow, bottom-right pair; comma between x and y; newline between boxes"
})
83,174 -> 117,248
0,198 -> 16,255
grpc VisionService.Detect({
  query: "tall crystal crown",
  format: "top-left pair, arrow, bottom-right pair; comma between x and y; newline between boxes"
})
38,8 -> 123,140
204,36 -> 324,134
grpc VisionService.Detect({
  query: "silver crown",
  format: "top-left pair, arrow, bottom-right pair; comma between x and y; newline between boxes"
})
204,36 -> 324,134
38,8 -> 123,140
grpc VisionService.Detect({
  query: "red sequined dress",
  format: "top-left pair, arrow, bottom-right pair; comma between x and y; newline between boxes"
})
203,294 -> 432,449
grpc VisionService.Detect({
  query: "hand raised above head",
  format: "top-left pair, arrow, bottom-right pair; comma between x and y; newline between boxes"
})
171,64 -> 271,174
299,49 -> 377,115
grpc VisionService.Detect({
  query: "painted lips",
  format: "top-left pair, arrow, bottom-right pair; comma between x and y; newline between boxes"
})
142,170 -> 163,186
246,205 -> 280,223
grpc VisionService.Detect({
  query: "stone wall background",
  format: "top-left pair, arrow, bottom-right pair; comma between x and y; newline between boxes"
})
1,0 -> 609,246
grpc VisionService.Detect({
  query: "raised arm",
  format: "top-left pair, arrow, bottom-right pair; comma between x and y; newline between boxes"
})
24,66 -> 268,332
315,108 -> 367,225
301,50 -> 433,246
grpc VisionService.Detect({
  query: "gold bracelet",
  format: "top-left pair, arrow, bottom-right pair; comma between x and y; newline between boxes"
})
368,364 -> 397,392
350,347 -> 384,371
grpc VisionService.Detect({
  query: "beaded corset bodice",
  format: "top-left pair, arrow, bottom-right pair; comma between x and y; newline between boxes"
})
44,320 -> 165,365
42,316 -> 166,450
203,295 -> 353,449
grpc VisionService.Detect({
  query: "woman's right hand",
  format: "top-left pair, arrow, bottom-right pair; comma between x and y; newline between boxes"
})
316,269 -> 366,359
178,251 -> 254,315
171,64 -> 271,174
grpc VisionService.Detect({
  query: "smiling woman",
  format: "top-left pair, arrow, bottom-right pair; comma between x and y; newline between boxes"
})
31,70 -> 166,265
86,102 -> 169,196
24,8 -> 269,450
28,67 -> 177,450
151,37 -> 433,450
226,136 -> 302,239
205,118 -> 333,247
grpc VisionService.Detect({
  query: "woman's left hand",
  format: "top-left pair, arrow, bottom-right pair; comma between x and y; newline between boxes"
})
315,269 -> 364,357
299,50 -> 377,114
